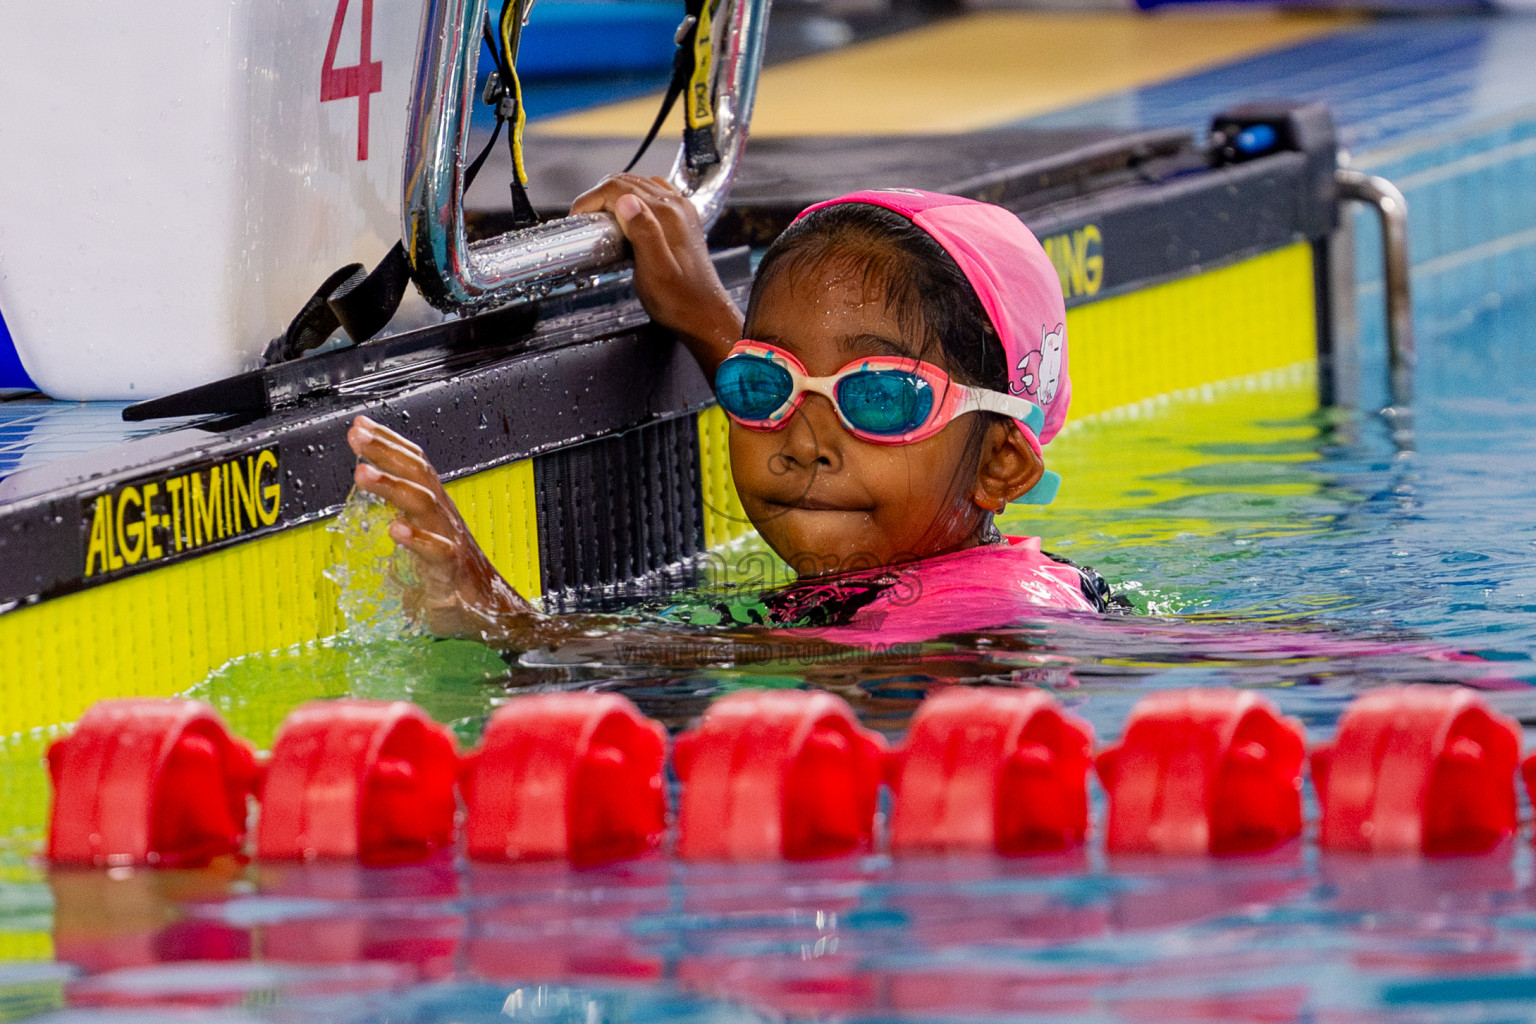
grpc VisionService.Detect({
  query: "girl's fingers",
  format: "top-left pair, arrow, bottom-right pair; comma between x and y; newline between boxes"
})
349,417 -> 425,464
570,174 -> 683,219
605,173 -> 675,201
354,463 -> 453,531
389,520 -> 458,566
569,186 -> 609,216
350,420 -> 446,495
359,433 -> 438,486
628,177 -> 690,216
349,415 -> 424,458
571,174 -> 657,214
615,199 -> 684,275
630,175 -> 682,201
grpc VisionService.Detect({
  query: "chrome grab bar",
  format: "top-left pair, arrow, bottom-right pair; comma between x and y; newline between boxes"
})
403,0 -> 770,312
1336,168 -> 1415,411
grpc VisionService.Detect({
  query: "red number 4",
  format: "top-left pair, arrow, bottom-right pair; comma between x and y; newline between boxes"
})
321,0 -> 384,161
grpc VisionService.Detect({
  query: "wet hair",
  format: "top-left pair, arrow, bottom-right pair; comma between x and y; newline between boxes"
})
748,203 -> 1009,392
746,202 -> 1013,543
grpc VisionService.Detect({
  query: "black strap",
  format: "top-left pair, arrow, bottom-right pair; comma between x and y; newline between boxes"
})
466,112 -> 505,191
681,0 -> 721,172
684,124 -> 721,173
327,241 -> 413,343
487,5 -> 539,230
622,37 -> 691,173
508,175 -> 539,227
260,243 -> 410,366
623,0 -> 719,174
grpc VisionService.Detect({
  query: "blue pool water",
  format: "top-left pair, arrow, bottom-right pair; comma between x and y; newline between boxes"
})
0,177 -> 1532,1021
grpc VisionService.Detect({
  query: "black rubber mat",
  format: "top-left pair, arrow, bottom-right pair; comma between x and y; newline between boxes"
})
469,126 -> 1196,245
535,414 -> 704,610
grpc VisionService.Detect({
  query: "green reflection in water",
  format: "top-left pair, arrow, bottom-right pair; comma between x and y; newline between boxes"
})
1004,363 -> 1358,618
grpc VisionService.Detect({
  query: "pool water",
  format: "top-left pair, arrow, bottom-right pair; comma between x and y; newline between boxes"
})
0,214 -> 1534,1022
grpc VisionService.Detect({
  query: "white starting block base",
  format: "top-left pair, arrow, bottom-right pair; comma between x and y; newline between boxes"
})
0,0 -> 433,400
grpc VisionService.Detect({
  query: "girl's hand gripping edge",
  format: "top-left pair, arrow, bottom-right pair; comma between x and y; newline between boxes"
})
571,174 -> 744,382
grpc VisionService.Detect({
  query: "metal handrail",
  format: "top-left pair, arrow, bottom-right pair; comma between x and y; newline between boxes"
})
1336,168 -> 1414,411
403,0 -> 770,312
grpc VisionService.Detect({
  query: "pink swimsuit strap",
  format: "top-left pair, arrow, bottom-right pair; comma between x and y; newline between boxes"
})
777,537 -> 1098,648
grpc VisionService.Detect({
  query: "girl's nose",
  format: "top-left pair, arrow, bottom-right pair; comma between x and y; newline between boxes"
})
776,394 -> 843,473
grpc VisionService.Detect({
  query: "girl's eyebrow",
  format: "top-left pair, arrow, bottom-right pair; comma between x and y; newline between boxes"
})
838,332 -> 914,359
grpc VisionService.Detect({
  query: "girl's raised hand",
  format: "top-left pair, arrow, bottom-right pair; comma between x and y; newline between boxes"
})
346,414 -> 535,639
571,174 -> 743,380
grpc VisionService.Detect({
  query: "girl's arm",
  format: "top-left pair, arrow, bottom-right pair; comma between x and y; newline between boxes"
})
570,174 -> 744,383
347,415 -> 605,649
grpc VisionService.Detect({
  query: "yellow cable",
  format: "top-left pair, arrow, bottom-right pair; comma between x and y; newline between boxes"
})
499,0 -> 518,72
686,0 -> 718,131
509,65 -> 530,186
499,0 -> 531,186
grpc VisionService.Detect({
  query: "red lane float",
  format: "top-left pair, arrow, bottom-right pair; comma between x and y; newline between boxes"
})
673,690 -> 887,861
1096,689 -> 1305,856
256,700 -> 459,864
1315,685 -> 1520,854
48,684 -> 1529,869
47,698 -> 260,867
461,692 -> 667,865
887,687 -> 1093,855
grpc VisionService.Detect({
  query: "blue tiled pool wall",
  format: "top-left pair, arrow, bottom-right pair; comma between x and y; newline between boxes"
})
1016,15 -> 1536,416
0,401 -> 172,482
1026,19 -> 1536,157
1354,110 -> 1536,292
1348,109 -> 1536,411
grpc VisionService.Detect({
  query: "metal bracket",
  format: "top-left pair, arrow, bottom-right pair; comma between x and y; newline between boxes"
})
402,0 -> 771,313
1336,168 -> 1414,412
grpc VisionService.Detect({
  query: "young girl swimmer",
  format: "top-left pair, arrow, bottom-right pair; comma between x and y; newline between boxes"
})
347,178 -> 1113,652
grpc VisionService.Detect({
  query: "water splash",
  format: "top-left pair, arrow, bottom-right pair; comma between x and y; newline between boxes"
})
318,487 -> 444,700
310,489 -> 511,722
323,486 -> 419,643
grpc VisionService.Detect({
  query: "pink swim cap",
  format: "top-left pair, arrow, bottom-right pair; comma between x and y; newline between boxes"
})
796,189 -> 1069,503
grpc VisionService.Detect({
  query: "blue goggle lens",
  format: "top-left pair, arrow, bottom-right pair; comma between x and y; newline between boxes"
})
835,370 -> 934,436
716,354 -> 793,421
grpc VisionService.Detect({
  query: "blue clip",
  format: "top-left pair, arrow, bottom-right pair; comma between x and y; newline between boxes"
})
1013,470 -> 1061,506
1023,402 -> 1045,438
1235,124 -> 1278,157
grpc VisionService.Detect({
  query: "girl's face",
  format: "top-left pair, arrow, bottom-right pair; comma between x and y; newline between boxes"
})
730,262 -> 999,578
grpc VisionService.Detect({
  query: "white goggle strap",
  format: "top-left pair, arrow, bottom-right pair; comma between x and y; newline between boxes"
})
960,388 -> 1060,505
962,388 -> 1046,437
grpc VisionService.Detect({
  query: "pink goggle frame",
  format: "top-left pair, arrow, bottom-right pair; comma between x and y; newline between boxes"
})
719,340 -> 1047,446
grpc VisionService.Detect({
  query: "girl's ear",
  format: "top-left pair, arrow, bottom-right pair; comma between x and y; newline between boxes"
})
971,421 -> 1044,512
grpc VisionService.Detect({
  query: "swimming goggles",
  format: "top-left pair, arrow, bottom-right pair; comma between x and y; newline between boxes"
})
714,340 -> 1046,446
